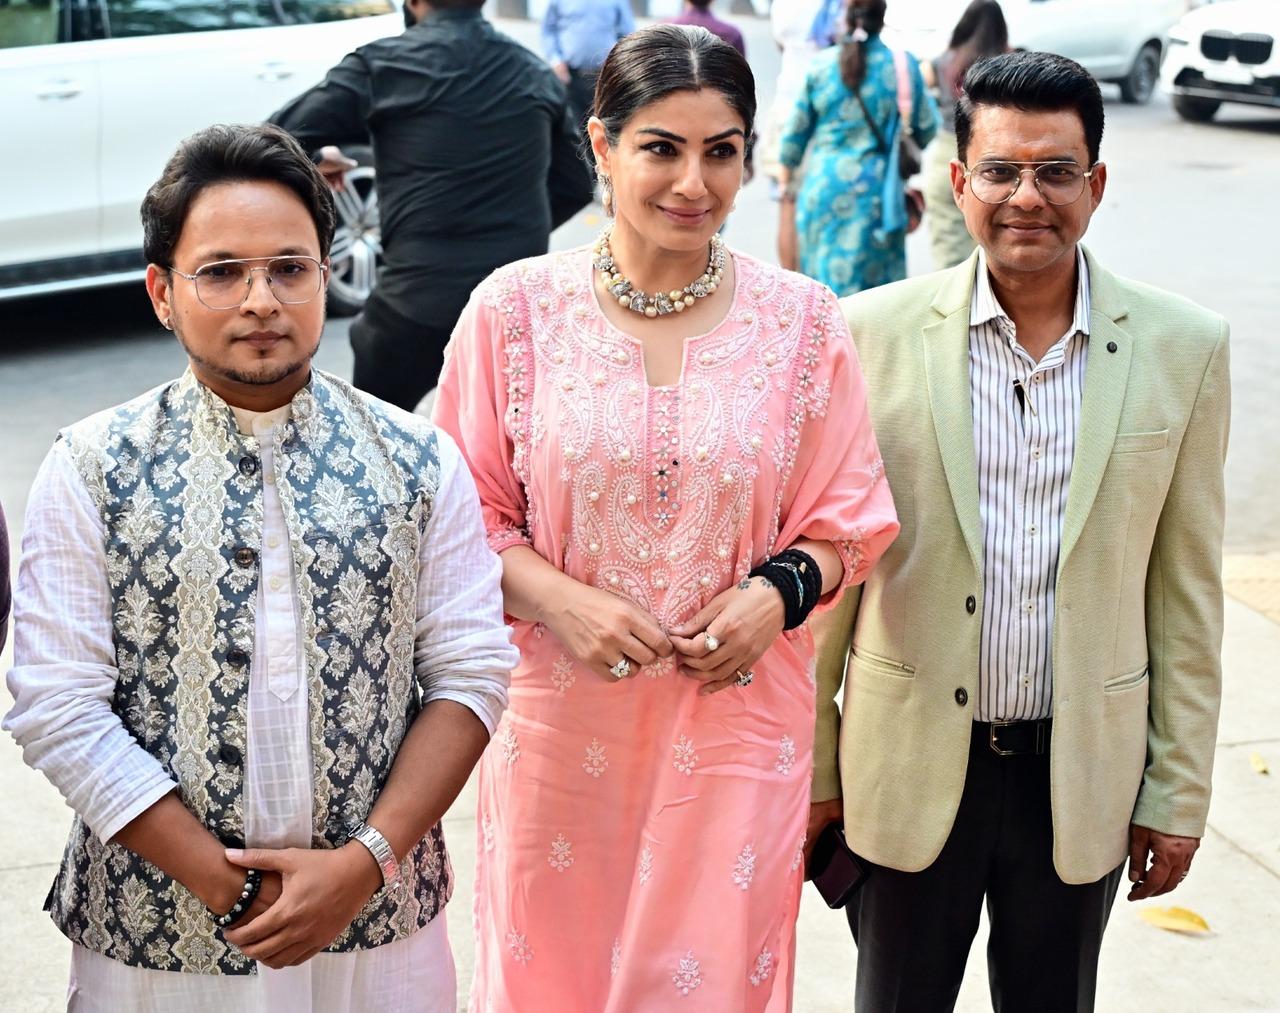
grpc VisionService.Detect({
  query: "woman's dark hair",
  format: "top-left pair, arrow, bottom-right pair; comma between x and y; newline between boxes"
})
945,0 -> 1008,98
955,50 -> 1105,165
839,0 -> 887,92
593,24 -> 756,145
141,123 -> 336,268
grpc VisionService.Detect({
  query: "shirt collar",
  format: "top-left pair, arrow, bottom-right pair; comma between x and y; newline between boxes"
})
971,246 -> 1092,338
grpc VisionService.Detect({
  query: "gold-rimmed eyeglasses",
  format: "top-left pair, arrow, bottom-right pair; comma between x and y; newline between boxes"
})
169,255 -> 327,310
961,160 -> 1100,206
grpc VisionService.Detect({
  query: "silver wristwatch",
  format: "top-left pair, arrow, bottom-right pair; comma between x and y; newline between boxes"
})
352,823 -> 401,888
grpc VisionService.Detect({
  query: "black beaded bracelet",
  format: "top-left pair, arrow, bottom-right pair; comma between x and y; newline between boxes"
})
212,868 -> 263,929
749,548 -> 823,630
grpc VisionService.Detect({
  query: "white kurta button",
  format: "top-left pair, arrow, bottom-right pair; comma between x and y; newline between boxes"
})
269,576 -> 284,592
267,535 -> 281,550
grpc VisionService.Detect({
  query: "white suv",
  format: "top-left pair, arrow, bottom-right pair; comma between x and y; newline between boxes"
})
1162,0 -> 1280,122
1,0 -> 401,310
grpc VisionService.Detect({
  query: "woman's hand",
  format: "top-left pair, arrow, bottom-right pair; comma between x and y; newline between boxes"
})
668,576 -> 786,695
223,844 -> 382,969
542,581 -> 674,681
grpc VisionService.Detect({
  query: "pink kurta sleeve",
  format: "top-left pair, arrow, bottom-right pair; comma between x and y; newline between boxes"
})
774,286 -> 899,605
432,277 -> 533,555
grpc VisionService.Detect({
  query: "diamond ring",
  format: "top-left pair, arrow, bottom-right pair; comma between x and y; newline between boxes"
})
609,658 -> 631,680
704,633 -> 720,652
735,669 -> 754,687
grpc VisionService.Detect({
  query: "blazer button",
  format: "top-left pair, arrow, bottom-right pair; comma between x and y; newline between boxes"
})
238,455 -> 260,478
219,744 -> 242,765
234,547 -> 257,568
1106,341 -> 1118,353
965,595 -> 977,615
955,687 -> 969,707
227,648 -> 249,667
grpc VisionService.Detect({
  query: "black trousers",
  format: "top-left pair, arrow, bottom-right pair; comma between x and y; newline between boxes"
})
848,727 -> 1124,1013
349,295 -> 453,413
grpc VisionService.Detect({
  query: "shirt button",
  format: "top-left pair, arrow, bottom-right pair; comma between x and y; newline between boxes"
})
1027,524 -> 1037,536
269,576 -> 284,592
264,471 -> 276,485
238,455 -> 259,478
965,595 -> 976,615
267,535 -> 281,550
234,547 -> 257,568
1031,447 -> 1042,460
219,744 -> 242,766
955,687 -> 969,707
1024,601 -> 1036,613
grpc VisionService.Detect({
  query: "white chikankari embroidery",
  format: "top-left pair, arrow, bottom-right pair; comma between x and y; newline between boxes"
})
583,737 -> 608,777
638,844 -> 654,885
481,815 -> 495,854
791,840 -> 805,873
672,950 -> 704,996
775,735 -> 796,774
732,844 -> 757,890
611,938 -> 622,978
749,947 -> 774,987
499,724 -> 519,766
548,833 -> 574,872
551,652 -> 576,694
507,931 -> 533,965
672,735 -> 698,775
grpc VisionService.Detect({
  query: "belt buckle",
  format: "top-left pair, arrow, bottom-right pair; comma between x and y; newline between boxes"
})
989,721 -> 1019,756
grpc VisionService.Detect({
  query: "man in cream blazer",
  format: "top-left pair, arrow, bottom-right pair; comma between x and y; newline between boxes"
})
810,52 -> 1229,1012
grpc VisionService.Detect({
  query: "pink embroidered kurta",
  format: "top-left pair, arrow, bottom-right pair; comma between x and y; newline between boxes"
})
434,247 -> 897,1012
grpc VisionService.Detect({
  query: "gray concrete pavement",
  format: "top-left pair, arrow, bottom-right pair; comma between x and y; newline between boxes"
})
2,12 -> 1279,1012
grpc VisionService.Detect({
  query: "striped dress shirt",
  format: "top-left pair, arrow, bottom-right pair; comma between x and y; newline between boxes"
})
970,247 -> 1091,721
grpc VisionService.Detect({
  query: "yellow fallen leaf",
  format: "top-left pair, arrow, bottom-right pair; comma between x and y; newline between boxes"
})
1139,906 -> 1211,935
1250,752 -> 1270,775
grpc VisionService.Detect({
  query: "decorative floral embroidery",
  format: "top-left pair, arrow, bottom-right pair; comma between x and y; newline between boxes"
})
582,737 -> 608,778
672,950 -> 704,996
775,735 -> 796,775
732,844 -> 757,891
548,834 -> 574,872
611,938 -> 622,978
749,947 -> 775,987
499,724 -> 520,766
551,653 -> 576,694
791,841 -> 805,873
638,844 -> 654,885
482,816 -> 495,854
672,735 -> 699,775
507,931 -> 533,965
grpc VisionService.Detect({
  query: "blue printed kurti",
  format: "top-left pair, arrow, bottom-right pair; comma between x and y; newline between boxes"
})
779,38 -> 939,297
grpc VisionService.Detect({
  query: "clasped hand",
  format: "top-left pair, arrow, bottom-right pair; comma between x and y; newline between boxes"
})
222,844 -> 382,969
669,578 -> 786,695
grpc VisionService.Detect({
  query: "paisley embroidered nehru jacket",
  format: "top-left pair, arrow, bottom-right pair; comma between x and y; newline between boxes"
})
35,370 -> 460,974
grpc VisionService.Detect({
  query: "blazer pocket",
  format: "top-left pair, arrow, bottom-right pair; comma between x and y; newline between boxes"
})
1104,665 -> 1150,694
1112,429 -> 1169,454
850,645 -> 916,679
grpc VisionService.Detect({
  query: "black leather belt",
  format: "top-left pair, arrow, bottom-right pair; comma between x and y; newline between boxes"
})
976,719 -> 1051,756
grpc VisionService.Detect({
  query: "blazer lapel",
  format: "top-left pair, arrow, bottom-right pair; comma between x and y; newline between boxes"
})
922,255 -> 983,572
1060,250 -> 1134,566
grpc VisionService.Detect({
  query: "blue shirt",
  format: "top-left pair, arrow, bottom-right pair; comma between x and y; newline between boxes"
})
541,0 -> 635,70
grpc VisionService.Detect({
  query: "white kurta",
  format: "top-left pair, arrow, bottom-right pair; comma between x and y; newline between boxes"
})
6,404 -> 517,1012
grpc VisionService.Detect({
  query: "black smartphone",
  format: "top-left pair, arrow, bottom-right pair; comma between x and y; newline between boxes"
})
808,823 -> 871,909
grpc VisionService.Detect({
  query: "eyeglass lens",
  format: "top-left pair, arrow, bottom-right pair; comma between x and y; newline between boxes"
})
969,162 -> 1087,206
193,258 -> 322,309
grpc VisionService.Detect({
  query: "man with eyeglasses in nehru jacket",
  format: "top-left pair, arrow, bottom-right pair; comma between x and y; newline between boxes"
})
3,124 -> 517,1011
808,52 -> 1229,1011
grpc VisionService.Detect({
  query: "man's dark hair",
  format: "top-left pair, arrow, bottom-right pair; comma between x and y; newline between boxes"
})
425,0 -> 485,8
955,51 -> 1105,166
687,0 -> 714,10
141,123 -> 337,268
593,24 -> 756,146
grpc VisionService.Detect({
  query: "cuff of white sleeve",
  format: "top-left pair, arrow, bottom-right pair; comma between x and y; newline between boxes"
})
92,776 -> 180,846
423,690 -> 504,738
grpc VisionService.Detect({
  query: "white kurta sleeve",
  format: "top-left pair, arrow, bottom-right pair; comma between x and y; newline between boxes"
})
412,430 -> 517,735
2,442 -> 177,843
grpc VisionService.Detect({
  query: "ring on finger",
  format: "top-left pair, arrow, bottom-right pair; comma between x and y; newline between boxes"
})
735,669 -> 754,687
609,657 -> 631,680
704,632 -> 720,652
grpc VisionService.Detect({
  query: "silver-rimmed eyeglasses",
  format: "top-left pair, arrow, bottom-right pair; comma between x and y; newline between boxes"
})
961,160 -> 1100,206
169,255 -> 327,310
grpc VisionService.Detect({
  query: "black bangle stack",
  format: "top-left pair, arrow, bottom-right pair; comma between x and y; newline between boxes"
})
748,548 -> 824,630
212,868 -> 263,929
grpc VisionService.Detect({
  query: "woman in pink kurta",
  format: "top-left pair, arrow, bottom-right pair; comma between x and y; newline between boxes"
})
434,25 -> 897,1012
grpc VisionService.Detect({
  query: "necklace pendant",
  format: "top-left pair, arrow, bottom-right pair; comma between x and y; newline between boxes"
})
629,293 -> 648,314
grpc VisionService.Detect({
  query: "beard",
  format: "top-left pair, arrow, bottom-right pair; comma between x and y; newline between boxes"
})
175,326 -> 319,389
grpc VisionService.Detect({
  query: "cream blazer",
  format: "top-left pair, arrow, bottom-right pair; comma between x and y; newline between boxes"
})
813,247 -> 1230,884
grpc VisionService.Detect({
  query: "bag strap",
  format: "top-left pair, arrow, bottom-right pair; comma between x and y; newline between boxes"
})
854,87 -> 890,155
892,49 -> 914,131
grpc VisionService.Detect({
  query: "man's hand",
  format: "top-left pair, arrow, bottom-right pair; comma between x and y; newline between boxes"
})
223,843 -> 382,968
805,798 -> 844,879
1127,824 -> 1200,901
315,145 -> 358,192
552,60 -> 571,86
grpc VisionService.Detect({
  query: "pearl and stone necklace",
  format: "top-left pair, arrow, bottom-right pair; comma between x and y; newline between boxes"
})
592,229 -> 726,318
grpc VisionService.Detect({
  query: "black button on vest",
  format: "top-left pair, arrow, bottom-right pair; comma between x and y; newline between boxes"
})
965,595 -> 977,615
219,744 -> 242,765
234,547 -> 257,568
238,455 -> 260,478
955,687 -> 969,706
227,648 -> 249,667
